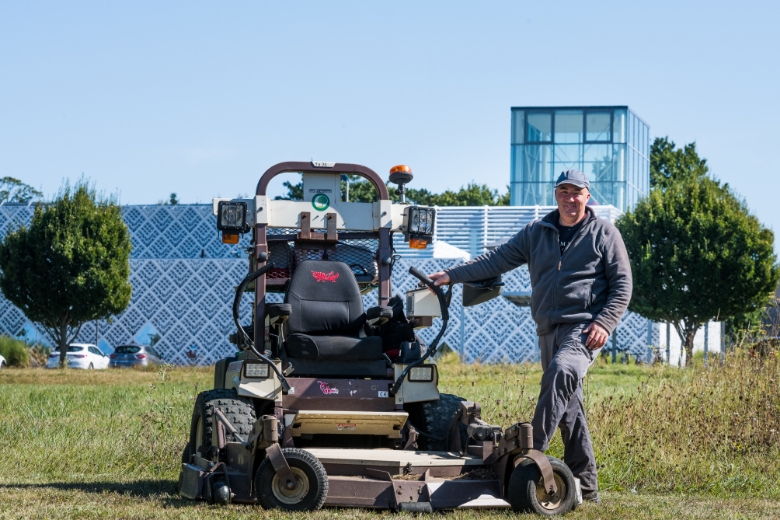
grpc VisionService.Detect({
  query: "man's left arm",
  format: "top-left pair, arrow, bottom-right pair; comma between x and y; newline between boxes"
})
591,227 -> 633,336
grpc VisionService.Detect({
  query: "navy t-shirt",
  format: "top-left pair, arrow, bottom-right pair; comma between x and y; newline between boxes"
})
555,219 -> 585,254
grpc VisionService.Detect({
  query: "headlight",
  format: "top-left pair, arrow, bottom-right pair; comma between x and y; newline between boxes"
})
244,362 -> 270,379
217,201 -> 249,233
408,365 -> 434,382
407,206 -> 435,235
403,206 -> 435,249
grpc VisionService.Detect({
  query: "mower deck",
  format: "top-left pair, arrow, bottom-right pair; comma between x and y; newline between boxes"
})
304,448 -> 510,510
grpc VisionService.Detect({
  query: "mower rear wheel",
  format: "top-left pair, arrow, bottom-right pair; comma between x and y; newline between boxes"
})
508,456 -> 577,516
410,393 -> 469,452
189,389 -> 256,458
255,448 -> 328,511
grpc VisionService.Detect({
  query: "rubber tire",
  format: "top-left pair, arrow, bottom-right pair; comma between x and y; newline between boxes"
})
255,448 -> 328,511
189,389 -> 256,457
410,393 -> 469,452
508,455 -> 577,516
88,363 -> 93,369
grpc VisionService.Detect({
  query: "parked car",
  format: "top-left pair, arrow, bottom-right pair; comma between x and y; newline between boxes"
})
47,344 -> 109,369
109,344 -> 163,368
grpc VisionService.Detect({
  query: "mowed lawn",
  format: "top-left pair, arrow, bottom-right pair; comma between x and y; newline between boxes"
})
0,351 -> 778,519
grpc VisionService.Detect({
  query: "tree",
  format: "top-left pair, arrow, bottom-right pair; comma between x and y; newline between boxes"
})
617,175 -> 778,366
650,137 -> 709,190
275,176 -> 511,206
0,177 -> 43,204
157,192 -> 180,205
0,181 -> 132,367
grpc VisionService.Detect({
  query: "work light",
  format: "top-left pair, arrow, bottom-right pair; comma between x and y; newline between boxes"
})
243,361 -> 270,379
217,201 -> 250,233
408,365 -> 434,382
403,206 -> 436,249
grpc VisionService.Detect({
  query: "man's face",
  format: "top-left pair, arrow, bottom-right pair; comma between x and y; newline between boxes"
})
555,184 -> 590,222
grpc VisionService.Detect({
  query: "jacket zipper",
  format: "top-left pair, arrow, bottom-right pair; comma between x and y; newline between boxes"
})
551,215 -> 593,320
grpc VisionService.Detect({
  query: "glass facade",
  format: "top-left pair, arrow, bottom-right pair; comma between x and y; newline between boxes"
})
510,106 -> 649,211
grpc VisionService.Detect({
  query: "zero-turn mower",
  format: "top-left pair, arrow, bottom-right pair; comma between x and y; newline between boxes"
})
178,161 -> 580,516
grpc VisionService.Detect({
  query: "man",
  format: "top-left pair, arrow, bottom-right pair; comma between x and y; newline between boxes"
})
428,169 -> 632,502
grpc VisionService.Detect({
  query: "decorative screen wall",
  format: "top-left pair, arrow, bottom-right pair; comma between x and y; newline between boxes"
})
0,203 -> 658,365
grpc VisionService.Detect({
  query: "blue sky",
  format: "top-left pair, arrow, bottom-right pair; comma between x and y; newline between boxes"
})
1,1 -> 778,252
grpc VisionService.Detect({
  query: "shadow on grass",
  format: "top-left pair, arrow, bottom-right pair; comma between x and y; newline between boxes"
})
0,479 -> 191,502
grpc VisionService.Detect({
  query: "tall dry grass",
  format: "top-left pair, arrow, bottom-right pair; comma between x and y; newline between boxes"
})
590,351 -> 780,495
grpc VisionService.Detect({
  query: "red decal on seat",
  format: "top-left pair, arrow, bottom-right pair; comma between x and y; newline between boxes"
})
311,271 -> 339,282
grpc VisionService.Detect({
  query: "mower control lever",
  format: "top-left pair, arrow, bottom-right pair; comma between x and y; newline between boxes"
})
390,267 -> 451,396
408,266 -> 449,322
232,262 -> 291,393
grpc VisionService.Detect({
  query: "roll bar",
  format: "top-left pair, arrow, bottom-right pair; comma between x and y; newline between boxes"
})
256,161 -> 390,200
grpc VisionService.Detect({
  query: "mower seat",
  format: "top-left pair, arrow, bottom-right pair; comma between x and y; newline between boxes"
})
282,260 -> 388,377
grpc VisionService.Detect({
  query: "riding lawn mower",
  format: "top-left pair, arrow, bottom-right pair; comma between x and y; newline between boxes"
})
177,161 -> 580,515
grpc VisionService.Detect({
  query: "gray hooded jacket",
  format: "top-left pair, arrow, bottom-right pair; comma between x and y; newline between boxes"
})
444,207 -> 632,335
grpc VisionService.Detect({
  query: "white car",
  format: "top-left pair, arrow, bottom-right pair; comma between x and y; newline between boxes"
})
0,353 -> 5,368
47,343 -> 110,369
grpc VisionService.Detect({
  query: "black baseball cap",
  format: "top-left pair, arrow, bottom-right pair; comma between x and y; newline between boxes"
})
555,169 -> 590,190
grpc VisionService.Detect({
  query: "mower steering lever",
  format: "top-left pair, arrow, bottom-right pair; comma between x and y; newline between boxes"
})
390,267 -> 452,396
232,262 -> 291,393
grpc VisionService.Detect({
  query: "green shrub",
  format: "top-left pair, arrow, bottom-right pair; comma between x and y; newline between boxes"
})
0,335 -> 29,367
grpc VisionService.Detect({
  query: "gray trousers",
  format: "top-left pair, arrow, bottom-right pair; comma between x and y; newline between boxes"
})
531,322 -> 600,493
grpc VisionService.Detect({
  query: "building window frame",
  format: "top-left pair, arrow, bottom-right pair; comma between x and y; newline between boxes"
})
524,110 -> 554,143
583,109 -> 613,144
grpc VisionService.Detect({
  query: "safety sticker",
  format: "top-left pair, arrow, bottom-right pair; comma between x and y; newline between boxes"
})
318,381 -> 339,395
337,423 -> 357,431
311,193 -> 330,211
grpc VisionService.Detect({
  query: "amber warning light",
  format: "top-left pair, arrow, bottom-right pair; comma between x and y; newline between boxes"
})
221,232 -> 239,244
408,237 -> 429,250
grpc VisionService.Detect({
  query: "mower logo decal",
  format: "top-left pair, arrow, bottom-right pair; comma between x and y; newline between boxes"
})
311,271 -> 339,283
318,381 -> 339,394
311,193 -> 330,211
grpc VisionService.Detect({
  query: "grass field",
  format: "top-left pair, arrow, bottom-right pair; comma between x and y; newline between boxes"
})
0,350 -> 778,519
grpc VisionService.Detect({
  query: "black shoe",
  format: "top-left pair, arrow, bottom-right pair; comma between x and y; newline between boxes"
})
582,490 -> 601,504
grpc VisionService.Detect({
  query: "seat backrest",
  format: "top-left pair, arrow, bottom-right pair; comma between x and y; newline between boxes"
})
284,260 -> 365,336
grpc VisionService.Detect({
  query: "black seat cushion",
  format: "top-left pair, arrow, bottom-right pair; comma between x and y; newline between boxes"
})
285,260 -> 366,336
286,333 -> 383,361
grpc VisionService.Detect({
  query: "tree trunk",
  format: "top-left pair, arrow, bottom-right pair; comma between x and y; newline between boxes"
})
674,320 -> 701,367
58,320 -> 68,369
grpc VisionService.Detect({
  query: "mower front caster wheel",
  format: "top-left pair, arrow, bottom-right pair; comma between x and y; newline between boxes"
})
508,455 -> 577,516
255,448 -> 328,511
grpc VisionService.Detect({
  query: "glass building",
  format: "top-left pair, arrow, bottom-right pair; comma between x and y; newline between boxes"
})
510,106 -> 650,211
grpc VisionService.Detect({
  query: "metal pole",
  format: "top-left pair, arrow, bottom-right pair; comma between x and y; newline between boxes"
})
95,320 -> 98,347
704,322 -> 709,366
666,323 -> 671,365
721,321 -> 726,363
611,333 -> 617,364
459,300 -> 465,363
